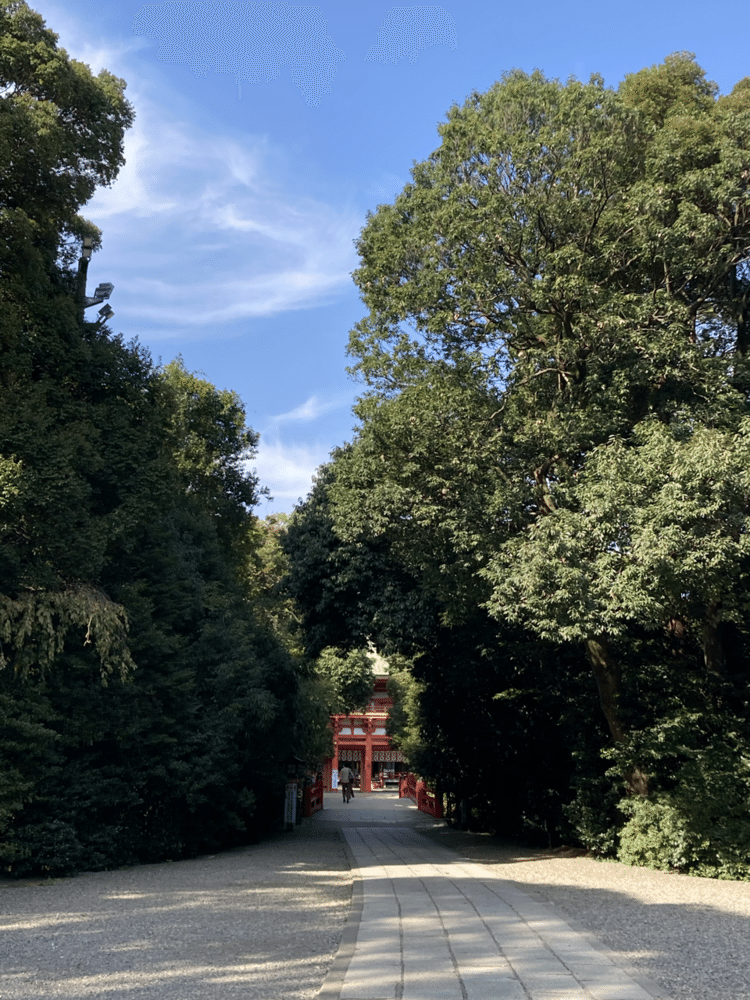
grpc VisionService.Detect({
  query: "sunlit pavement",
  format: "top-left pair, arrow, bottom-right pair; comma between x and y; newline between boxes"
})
314,792 -> 667,1000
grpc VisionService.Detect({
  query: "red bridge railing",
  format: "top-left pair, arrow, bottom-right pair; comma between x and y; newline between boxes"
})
399,772 -> 417,800
398,772 -> 443,819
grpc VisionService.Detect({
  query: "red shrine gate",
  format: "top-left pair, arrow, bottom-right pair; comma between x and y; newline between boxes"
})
322,673 -> 406,793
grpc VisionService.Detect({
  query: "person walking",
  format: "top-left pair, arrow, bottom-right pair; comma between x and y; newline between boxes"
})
338,764 -> 353,802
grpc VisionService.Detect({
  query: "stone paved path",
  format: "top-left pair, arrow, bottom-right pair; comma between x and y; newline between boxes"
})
316,793 -> 667,1000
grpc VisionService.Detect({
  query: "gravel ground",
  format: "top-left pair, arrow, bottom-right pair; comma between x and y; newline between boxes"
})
0,822 -> 352,1000
418,823 -> 750,1000
3,806 -> 750,1000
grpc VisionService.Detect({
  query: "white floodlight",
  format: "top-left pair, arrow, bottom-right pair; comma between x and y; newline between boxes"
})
97,303 -> 114,321
84,283 -> 115,308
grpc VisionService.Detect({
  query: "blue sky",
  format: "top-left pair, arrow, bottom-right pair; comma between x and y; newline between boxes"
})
30,0 -> 750,513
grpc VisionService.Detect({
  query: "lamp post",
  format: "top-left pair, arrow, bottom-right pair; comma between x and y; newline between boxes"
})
76,236 -> 93,307
76,236 -> 115,322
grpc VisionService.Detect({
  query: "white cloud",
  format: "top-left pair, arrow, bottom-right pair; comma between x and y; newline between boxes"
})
252,438 -> 330,511
270,393 -> 352,424
84,94 -> 361,332
33,1 -> 362,339
254,390 -> 356,510
33,1 -> 149,73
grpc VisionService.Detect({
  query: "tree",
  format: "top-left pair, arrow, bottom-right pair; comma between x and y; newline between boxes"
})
0,327 -> 166,680
313,55 -> 750,871
159,358 -> 265,557
0,0 -> 134,301
485,417 -> 750,674
241,514 -> 303,651
281,456 -> 441,658
314,646 -> 375,714
0,3 -> 314,874
0,353 -> 308,875
1,0 -> 138,677
335,55 -> 750,788
287,446 -> 594,842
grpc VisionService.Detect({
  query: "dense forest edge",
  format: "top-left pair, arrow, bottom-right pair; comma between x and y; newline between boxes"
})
282,52 -> 750,878
0,0 -> 349,877
2,0 -> 750,879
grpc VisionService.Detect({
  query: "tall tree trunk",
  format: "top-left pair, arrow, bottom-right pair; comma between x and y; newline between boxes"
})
584,635 -> 649,796
734,265 -> 750,359
702,602 -> 725,676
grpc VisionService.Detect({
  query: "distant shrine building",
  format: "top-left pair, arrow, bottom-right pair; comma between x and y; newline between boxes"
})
322,658 -> 406,792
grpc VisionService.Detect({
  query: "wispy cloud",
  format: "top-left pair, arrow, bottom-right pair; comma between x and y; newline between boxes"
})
34,12 -> 357,333
34,1 -> 149,72
269,394 -> 352,425
84,94 -> 361,333
254,391 -> 356,509
34,1 -> 363,339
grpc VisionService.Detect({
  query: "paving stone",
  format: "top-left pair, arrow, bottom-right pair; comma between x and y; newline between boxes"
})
462,972 -> 528,1000
322,796 -> 665,1000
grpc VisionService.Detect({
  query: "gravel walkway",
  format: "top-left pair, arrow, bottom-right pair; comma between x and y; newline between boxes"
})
0,822 -> 352,999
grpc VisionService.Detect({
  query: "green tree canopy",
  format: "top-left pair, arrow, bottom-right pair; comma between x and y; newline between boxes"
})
334,54 -> 750,767
0,0 -> 139,678
0,0 -> 134,290
0,3 -> 320,876
313,54 -> 750,869
159,358 -> 265,556
314,646 -> 375,715
281,457 -> 441,658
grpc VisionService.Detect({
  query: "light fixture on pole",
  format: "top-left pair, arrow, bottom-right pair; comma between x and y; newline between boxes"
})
85,282 -> 114,308
76,235 -> 115,319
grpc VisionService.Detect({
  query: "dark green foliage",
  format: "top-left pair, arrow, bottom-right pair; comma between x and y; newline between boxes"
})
0,0 -> 133,341
0,2 -> 307,876
385,616 -> 602,845
314,646 -> 375,714
1,0 -> 142,676
160,357 -> 266,554
0,356 -> 304,875
0,352 -> 304,875
281,456 -> 441,658
284,54 -> 750,877
243,513 -> 303,654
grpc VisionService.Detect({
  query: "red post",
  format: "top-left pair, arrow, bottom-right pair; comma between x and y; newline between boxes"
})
362,717 -> 373,792
303,777 -> 324,817
400,773 -> 418,801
